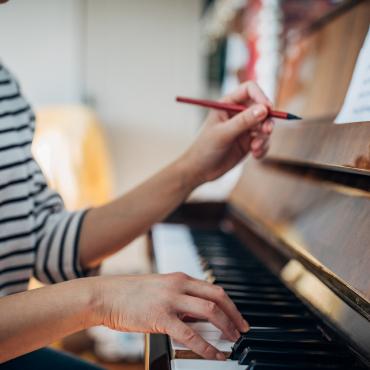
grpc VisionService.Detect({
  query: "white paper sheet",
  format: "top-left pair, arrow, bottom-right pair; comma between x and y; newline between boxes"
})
335,27 -> 370,124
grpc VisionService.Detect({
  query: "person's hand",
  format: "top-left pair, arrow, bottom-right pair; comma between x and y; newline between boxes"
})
92,273 -> 249,360
180,81 -> 274,186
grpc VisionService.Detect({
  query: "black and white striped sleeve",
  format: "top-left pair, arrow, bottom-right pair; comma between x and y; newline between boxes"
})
33,206 -> 93,284
0,62 -> 99,292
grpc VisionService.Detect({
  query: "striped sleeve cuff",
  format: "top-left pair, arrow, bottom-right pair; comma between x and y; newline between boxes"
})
34,209 -> 100,284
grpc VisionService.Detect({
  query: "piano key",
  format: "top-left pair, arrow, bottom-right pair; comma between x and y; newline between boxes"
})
205,257 -> 259,269
230,335 -> 340,360
245,360 -> 348,370
215,275 -> 280,284
241,312 -> 315,327
240,337 -> 340,351
170,322 -> 235,358
244,328 -> 324,340
220,283 -> 292,295
238,346 -> 351,365
211,268 -> 274,278
151,224 -> 205,279
233,298 -> 305,309
171,337 -> 233,355
215,276 -> 283,286
171,359 -> 246,370
226,291 -> 299,302
243,325 -> 323,339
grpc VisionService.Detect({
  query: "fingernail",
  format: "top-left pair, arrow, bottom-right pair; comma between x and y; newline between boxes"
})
242,319 -> 250,332
216,352 -> 226,361
252,105 -> 267,119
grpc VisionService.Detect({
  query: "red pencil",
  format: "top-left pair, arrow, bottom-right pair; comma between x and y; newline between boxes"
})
176,96 -> 301,120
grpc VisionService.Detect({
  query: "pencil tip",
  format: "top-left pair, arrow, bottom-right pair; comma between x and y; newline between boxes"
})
287,113 -> 302,120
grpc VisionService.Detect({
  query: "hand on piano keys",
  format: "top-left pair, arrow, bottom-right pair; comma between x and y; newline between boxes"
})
93,272 -> 248,361
180,81 -> 273,187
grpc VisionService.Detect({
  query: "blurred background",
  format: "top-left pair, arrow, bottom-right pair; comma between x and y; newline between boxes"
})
0,0 -> 346,369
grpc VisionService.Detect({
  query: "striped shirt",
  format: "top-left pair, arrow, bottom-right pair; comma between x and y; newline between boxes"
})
0,62 -> 89,296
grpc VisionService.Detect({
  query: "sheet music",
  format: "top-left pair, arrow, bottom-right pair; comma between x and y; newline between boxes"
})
335,27 -> 370,124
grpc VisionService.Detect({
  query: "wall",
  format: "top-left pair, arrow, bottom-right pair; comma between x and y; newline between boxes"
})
0,0 -> 204,195
85,0 -> 204,194
0,0 -> 84,106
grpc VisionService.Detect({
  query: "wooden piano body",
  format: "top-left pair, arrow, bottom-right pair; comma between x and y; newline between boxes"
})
147,1 -> 370,369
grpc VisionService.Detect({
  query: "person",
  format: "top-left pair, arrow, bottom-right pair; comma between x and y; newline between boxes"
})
0,1 -> 274,367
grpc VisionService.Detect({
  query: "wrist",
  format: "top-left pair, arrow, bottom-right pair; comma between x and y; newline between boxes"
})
81,277 -> 105,328
174,152 -> 204,192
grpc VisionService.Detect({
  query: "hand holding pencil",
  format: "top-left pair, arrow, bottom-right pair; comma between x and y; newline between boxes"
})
176,96 -> 301,120
178,81 -> 276,186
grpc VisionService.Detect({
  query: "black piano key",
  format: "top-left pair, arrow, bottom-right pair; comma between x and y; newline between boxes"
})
241,311 -> 315,327
199,251 -> 252,259
242,330 -> 327,348
211,267 -> 274,277
234,298 -> 305,309
239,306 -> 306,316
221,283 -> 292,295
230,335 -> 340,360
246,360 -> 348,370
204,257 -> 258,268
227,291 -> 299,302
206,258 -> 260,266
215,276 -> 283,286
245,328 -> 324,340
241,337 -> 341,351
238,346 -> 351,365
212,273 -> 276,282
209,269 -> 281,278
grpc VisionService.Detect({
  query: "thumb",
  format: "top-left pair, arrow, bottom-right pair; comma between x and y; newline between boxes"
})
224,104 -> 268,141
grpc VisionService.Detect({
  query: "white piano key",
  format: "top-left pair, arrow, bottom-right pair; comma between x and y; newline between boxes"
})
188,322 -> 222,333
171,359 -> 245,370
170,322 -> 234,353
152,224 -> 205,279
171,338 -> 233,353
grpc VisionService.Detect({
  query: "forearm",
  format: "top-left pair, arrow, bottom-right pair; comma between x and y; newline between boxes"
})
79,158 -> 197,268
0,278 -> 97,363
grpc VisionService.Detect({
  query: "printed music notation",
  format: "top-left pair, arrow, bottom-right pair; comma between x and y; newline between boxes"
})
335,27 -> 370,124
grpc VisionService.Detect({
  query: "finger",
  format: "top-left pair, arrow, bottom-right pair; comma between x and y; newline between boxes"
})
166,319 -> 226,361
222,81 -> 272,107
262,118 -> 274,134
176,296 -> 240,341
245,81 -> 273,108
184,279 -> 249,333
250,126 -> 262,138
224,104 -> 268,142
251,134 -> 269,151
253,143 -> 270,159
237,132 -> 253,155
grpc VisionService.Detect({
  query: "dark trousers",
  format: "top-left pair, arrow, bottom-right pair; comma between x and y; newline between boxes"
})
0,348 -> 104,370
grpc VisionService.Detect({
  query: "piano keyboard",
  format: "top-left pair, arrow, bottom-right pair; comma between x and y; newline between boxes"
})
152,224 -> 367,370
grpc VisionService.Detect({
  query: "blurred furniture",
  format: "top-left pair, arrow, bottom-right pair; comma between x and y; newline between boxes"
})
33,105 -> 113,210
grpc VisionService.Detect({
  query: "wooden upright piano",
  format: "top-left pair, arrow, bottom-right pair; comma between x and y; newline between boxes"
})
146,1 -> 370,369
